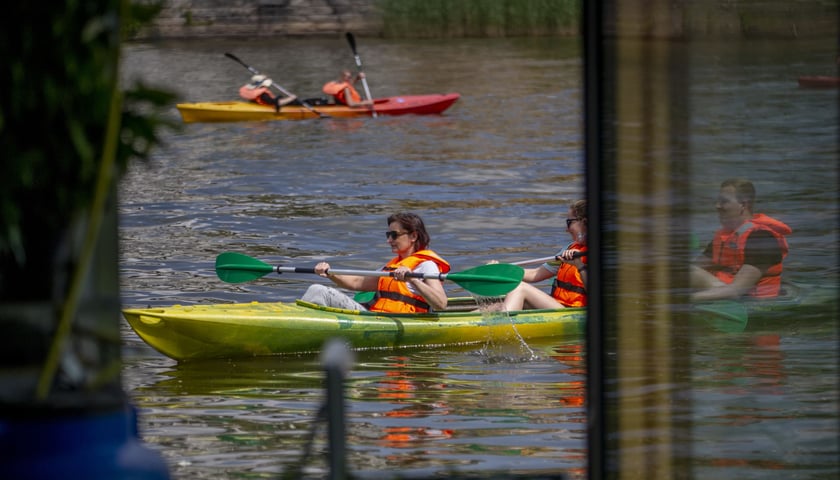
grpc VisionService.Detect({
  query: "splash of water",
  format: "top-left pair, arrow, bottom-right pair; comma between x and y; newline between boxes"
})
472,295 -> 541,363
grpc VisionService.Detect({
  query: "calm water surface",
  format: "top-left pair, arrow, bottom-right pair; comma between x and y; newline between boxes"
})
119,37 -> 837,479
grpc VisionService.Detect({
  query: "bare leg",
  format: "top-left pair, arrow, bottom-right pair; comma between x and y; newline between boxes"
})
503,282 -> 563,311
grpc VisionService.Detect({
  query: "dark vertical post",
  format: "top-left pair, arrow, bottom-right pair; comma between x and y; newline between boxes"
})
582,1 -> 606,479
321,338 -> 353,480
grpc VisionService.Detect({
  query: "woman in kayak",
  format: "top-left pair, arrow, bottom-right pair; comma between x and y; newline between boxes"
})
300,212 -> 450,313
239,75 -> 298,111
497,200 -> 588,311
322,70 -> 374,107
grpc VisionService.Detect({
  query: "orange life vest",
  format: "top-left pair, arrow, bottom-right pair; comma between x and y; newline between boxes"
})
322,80 -> 362,105
369,250 -> 450,313
239,85 -> 275,106
549,242 -> 588,307
710,213 -> 791,298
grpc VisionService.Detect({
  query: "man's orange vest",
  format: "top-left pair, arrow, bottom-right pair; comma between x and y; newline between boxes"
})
239,85 -> 275,106
322,80 -> 362,105
710,213 -> 791,298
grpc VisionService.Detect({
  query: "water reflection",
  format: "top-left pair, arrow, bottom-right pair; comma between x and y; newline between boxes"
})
689,328 -> 838,478
127,340 -> 587,478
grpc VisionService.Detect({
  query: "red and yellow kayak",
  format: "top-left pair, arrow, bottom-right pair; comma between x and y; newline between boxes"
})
176,93 -> 460,123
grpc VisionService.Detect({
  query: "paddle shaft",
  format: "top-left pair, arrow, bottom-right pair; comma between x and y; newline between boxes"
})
277,266 -> 458,282
345,33 -> 376,117
513,251 -> 585,266
224,52 -> 328,118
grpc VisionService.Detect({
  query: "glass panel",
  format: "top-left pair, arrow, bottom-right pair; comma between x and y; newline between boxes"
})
587,1 -> 840,478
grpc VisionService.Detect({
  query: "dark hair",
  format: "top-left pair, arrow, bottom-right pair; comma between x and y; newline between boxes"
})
387,212 -> 431,250
720,178 -> 755,211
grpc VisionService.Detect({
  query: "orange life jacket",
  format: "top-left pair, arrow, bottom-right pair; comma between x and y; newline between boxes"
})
549,242 -> 588,307
322,80 -> 361,105
710,214 -> 791,298
239,85 -> 275,106
369,250 -> 450,313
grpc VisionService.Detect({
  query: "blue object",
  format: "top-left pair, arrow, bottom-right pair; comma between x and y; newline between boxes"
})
0,405 -> 169,479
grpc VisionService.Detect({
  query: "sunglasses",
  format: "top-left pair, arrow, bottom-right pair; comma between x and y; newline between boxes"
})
566,218 -> 582,228
385,230 -> 409,240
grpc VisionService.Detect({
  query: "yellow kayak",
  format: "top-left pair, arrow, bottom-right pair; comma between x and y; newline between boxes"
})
122,298 -> 586,361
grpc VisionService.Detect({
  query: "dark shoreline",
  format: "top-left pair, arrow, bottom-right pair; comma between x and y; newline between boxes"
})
134,0 -> 837,41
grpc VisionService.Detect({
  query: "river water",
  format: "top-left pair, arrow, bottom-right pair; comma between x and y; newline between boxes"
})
119,36 -> 837,479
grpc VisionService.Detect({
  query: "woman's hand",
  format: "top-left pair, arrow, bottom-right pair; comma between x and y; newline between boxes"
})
392,266 -> 412,281
314,262 -> 331,277
560,249 -> 585,269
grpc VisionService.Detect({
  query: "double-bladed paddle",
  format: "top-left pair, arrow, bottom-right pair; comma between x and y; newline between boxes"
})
344,32 -> 376,117
223,52 -> 329,119
215,252 -> 524,297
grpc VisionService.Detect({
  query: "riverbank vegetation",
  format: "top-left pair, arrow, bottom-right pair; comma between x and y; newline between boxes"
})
378,0 -> 580,37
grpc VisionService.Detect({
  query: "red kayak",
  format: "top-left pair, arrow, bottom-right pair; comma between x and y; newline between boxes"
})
176,93 -> 460,123
797,76 -> 840,89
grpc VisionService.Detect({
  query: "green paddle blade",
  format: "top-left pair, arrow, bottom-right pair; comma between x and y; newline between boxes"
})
693,300 -> 748,333
216,252 -> 274,283
447,263 -> 524,297
354,291 -> 375,303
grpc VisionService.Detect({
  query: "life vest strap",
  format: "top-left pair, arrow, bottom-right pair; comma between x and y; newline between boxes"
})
551,279 -> 587,296
372,290 -> 430,311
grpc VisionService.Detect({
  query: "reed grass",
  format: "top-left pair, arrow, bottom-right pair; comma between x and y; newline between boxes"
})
378,0 -> 580,37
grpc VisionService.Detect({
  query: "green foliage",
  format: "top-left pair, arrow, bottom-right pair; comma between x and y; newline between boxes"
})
378,0 -> 580,37
0,1 -> 177,299
123,1 -> 165,38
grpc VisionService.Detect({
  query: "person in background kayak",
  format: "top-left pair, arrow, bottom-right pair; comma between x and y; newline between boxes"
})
301,212 -> 450,313
239,75 -> 297,111
496,200 -> 589,311
691,178 -> 791,301
322,69 -> 374,107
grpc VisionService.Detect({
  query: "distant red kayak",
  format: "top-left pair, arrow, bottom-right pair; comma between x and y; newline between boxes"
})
797,76 -> 840,89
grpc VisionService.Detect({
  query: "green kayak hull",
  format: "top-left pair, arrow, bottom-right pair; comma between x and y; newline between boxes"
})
691,281 -> 836,333
123,299 -> 586,361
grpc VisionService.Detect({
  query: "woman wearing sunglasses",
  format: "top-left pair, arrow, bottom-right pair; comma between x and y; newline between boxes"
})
300,212 -> 450,312
499,199 -> 588,311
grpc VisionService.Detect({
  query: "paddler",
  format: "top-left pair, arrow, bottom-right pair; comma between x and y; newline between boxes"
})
322,70 -> 374,107
239,74 -> 298,112
691,178 -> 791,301
494,199 -> 588,311
301,212 -> 449,313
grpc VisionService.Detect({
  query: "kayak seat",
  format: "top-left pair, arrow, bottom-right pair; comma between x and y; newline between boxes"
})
302,97 -> 334,106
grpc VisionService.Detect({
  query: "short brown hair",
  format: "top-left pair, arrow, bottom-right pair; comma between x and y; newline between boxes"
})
721,178 -> 755,211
